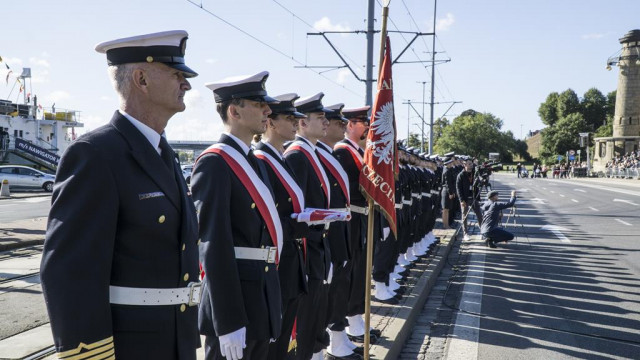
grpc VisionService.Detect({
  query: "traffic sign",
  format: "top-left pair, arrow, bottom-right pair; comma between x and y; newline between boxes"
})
569,150 -> 575,155
557,155 -> 564,161
577,150 -> 581,154
569,155 -> 575,161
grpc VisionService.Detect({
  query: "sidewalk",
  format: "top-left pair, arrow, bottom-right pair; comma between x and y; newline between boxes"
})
495,172 -> 640,188
0,217 -> 47,252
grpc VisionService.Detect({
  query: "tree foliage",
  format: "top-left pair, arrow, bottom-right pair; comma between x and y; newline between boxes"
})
434,110 -> 519,161
537,88 -> 615,163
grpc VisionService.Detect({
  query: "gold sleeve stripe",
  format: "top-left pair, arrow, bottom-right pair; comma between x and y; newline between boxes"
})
57,337 -> 113,359
59,345 -> 114,360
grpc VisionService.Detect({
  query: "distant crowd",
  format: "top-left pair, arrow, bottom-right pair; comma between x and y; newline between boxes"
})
510,162 -> 588,179
605,151 -> 640,170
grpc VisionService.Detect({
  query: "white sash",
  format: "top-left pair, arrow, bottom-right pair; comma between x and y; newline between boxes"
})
285,139 -> 331,207
253,149 -> 305,212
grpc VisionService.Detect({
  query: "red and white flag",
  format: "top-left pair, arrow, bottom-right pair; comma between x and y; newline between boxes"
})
359,36 -> 398,236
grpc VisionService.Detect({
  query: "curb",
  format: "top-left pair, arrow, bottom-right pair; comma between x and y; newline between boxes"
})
371,228 -> 458,359
0,193 -> 51,201
0,238 -> 45,252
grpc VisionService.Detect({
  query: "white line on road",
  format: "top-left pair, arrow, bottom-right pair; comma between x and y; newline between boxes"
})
589,207 -> 599,212
571,199 -> 579,203
448,245 -> 485,360
613,199 -> 639,206
574,189 -> 586,193
541,225 -> 571,243
559,194 -> 565,197
550,190 -> 555,194
615,219 -> 632,226
542,187 -> 547,190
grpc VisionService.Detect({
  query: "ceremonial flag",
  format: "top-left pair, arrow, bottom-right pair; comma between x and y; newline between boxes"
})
359,36 -> 398,236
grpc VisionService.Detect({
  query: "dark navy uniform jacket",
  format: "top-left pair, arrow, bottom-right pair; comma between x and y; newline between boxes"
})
254,141 -> 308,301
41,111 -> 200,360
284,136 -> 331,280
334,139 -> 366,251
193,134 -> 282,341
317,141 -> 351,264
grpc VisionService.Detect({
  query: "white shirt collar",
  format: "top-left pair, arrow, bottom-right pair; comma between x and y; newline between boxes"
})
297,135 -> 316,150
316,140 -> 333,153
223,132 -> 251,155
260,140 -> 284,160
119,110 -> 163,155
345,138 -> 361,150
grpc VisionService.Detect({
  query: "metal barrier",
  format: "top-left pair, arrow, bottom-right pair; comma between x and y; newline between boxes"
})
603,168 -> 640,179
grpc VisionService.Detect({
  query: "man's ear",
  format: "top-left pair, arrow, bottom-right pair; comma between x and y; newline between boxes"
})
131,68 -> 148,91
228,103 -> 241,121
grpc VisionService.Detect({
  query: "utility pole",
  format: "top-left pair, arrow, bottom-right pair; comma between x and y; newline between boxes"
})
406,100 -> 411,141
420,81 -> 426,152
428,0 -> 438,155
365,0 -> 375,107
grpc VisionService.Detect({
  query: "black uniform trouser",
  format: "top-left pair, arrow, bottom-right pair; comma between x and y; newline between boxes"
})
205,336 -> 269,360
268,295 -> 300,360
373,230 -> 398,284
296,279 -> 330,360
347,214 -> 366,317
327,260 -> 353,331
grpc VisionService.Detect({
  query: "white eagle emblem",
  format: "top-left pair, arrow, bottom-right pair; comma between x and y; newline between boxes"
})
367,101 -> 395,165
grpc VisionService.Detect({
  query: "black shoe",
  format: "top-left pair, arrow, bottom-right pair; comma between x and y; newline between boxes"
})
325,352 -> 363,360
352,346 -> 364,355
347,333 -> 378,343
370,328 -> 382,337
485,239 -> 497,248
374,296 -> 399,305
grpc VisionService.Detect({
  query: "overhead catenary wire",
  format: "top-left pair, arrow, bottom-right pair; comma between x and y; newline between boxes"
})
185,0 -> 364,98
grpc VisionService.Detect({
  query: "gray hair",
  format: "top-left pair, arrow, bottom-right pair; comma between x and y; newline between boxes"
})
107,63 -> 136,104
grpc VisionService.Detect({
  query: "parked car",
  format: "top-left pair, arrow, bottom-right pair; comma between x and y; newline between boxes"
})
0,165 -> 56,192
181,164 -> 193,185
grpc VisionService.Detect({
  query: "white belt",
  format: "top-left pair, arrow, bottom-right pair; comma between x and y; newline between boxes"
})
412,193 -> 420,198
235,246 -> 277,263
421,192 -> 429,197
395,203 -> 402,209
431,190 -> 439,195
109,282 -> 202,306
350,205 -> 369,215
402,199 -> 412,205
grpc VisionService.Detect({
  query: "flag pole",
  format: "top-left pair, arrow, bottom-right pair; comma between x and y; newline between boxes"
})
363,1 -> 390,359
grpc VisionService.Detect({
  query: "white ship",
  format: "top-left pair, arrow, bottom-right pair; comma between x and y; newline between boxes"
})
0,67 -> 83,171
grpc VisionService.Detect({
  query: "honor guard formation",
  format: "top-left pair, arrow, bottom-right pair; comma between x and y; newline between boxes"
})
39,30 -> 504,360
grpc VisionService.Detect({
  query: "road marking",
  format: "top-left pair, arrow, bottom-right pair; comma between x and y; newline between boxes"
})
22,197 -> 50,203
542,187 -> 547,190
613,199 -> 639,206
0,323 -> 53,359
448,244 -> 485,360
574,189 -> 586,193
559,194 -> 565,197
571,199 -> 579,203
541,225 -> 571,243
550,190 -> 555,194
615,219 -> 632,226
589,207 -> 599,212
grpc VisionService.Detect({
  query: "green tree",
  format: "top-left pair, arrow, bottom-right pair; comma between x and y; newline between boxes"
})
434,110 -> 517,161
580,88 -> 607,131
538,92 -> 559,126
431,117 -> 449,147
556,89 -> 581,119
539,113 -> 587,163
406,132 -> 423,149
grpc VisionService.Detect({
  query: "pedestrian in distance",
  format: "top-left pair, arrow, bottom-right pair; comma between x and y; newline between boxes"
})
40,30 -> 201,359
480,190 -> 517,248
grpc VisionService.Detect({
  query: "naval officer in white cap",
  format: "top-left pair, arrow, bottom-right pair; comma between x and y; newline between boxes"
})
193,71 -> 283,360
41,30 -> 200,359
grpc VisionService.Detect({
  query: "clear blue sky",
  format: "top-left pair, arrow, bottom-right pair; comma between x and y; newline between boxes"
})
1,0 -> 636,144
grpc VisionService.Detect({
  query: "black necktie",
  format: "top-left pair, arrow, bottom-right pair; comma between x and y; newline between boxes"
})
159,137 -> 175,172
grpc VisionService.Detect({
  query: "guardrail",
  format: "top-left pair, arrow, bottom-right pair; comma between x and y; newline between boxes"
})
603,168 -> 640,179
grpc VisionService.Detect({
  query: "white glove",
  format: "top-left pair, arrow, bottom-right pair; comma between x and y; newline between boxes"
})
327,263 -> 334,284
383,227 -> 390,240
219,327 -> 246,360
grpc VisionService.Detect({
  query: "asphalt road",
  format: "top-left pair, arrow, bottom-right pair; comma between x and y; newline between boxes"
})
0,195 -> 51,223
446,173 -> 640,360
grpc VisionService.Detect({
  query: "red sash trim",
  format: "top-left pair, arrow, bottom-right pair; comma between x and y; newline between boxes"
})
335,142 -> 364,171
284,142 -> 330,208
316,147 -> 350,206
253,150 -> 305,213
199,144 -> 283,263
